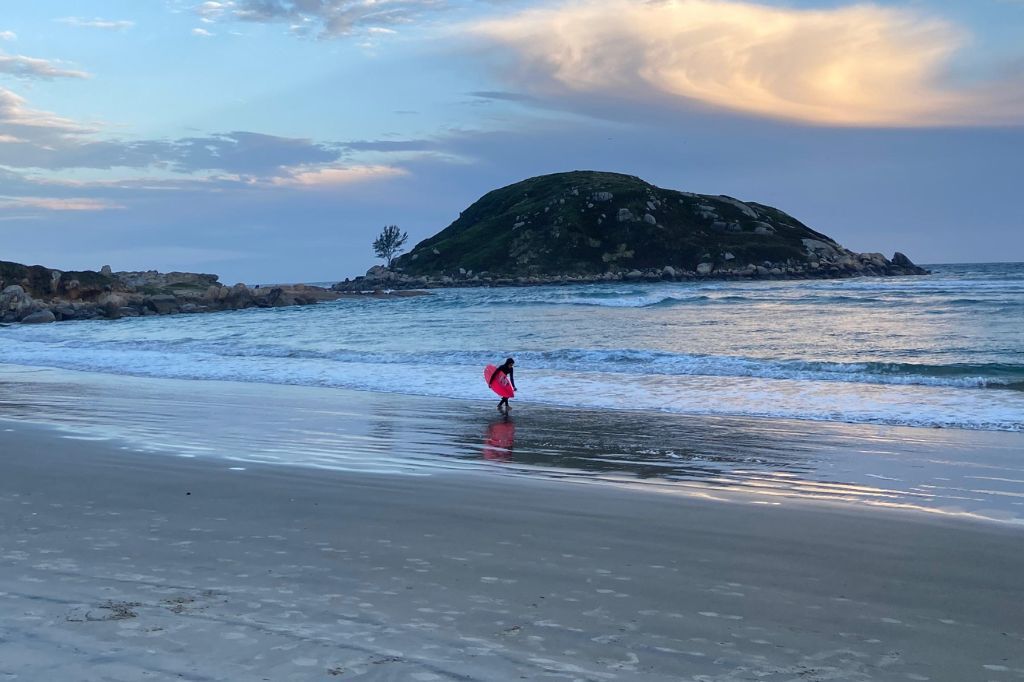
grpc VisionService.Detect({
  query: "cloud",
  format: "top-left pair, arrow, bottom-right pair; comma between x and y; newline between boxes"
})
469,0 -> 1023,127
192,27 -> 215,37
197,0 -> 444,38
0,31 -> 16,41
341,139 -> 436,152
469,91 -> 539,104
57,17 -> 135,30
0,196 -> 125,211
275,164 -> 408,187
0,95 -> 344,174
0,53 -> 90,80
0,88 -> 94,137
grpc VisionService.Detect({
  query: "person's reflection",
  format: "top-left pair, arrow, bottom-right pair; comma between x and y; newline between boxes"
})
482,418 -> 516,462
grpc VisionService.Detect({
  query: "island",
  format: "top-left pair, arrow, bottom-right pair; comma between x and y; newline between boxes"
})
334,171 -> 927,291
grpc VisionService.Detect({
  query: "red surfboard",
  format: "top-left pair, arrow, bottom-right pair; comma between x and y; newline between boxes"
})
484,364 -> 515,398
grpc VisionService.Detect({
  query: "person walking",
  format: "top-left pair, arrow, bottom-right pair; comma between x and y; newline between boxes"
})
486,357 -> 517,414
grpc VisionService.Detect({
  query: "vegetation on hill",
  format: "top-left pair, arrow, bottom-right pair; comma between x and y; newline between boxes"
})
392,171 -> 857,277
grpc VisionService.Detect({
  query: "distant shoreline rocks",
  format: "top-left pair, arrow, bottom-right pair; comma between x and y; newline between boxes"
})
333,250 -> 928,292
0,262 -> 350,325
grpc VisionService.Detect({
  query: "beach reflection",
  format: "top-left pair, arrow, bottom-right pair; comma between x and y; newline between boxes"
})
482,418 -> 515,461
1,364 -> 1022,522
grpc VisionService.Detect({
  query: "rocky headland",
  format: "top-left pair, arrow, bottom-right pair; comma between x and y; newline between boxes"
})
0,262 -> 345,324
334,171 -> 927,291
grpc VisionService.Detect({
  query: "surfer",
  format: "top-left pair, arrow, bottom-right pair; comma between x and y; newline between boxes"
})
489,357 -> 517,414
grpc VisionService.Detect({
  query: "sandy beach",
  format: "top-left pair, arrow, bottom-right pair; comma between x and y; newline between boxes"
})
2,370 -> 1023,680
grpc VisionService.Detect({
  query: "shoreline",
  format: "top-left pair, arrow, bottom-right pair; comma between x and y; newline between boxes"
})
2,362 -> 1023,525
331,266 -> 931,292
2,419 -> 1023,680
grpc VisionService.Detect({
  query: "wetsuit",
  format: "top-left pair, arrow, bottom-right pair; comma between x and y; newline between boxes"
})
490,365 -> 516,390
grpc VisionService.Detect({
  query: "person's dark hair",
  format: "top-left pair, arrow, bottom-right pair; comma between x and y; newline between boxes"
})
505,357 -> 515,366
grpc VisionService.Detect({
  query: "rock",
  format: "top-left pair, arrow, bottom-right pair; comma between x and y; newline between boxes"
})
118,307 -> 141,317
662,266 -> 676,279
892,252 -> 916,268
1,285 -> 35,320
617,208 -> 634,222
696,262 -> 713,275
100,265 -> 113,276
53,305 -> 77,320
114,270 -> 219,289
591,191 -> 613,201
144,294 -> 179,315
97,292 -> 127,309
723,252 -> 735,261
21,309 -> 56,324
643,213 -> 657,225
625,270 -> 643,280
714,195 -> 759,218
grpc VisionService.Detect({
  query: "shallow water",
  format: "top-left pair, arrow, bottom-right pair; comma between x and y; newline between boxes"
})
1,263 -> 1022,431
2,365 -> 1022,524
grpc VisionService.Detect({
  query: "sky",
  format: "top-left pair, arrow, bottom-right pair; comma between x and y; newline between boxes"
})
1,0 -> 1022,283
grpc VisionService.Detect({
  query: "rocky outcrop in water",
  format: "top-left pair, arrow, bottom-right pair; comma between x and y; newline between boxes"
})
334,171 -> 928,291
0,261 -> 341,324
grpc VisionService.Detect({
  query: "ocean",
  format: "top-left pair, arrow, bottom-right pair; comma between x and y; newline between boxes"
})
1,263 -> 1022,433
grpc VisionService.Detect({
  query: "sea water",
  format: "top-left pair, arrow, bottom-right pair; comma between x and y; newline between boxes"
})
1,263 -> 1022,432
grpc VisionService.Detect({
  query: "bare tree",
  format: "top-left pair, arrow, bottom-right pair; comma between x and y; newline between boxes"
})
372,225 -> 409,268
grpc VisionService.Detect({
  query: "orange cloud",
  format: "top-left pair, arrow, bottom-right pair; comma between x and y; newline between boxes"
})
471,0 -> 1020,126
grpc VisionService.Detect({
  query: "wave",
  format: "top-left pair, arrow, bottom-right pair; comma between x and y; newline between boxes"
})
1,349 -> 1020,433
8,337 -> 1023,391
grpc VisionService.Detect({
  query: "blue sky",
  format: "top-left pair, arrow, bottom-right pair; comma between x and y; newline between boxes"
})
1,0 -> 1022,282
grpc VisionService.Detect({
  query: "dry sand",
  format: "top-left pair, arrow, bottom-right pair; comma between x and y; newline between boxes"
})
2,419 -> 1023,681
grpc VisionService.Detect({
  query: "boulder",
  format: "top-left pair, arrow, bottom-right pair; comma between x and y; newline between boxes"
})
892,252 -> 916,268
144,294 -> 179,315
21,309 -> 56,324
53,304 -> 78,321
697,262 -> 713,275
1,285 -> 36,320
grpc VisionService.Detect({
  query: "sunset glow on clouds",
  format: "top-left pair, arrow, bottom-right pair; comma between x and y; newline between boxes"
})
472,0 -> 1014,127
275,165 -> 409,187
0,196 -> 124,211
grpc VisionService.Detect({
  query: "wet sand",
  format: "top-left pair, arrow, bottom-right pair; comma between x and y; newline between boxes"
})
2,418 -> 1023,681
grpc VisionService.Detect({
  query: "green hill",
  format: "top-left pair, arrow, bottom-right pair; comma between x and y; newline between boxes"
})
376,171 -> 924,284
